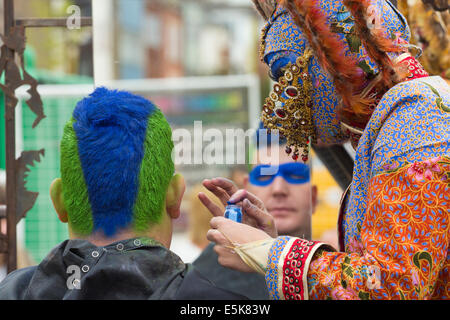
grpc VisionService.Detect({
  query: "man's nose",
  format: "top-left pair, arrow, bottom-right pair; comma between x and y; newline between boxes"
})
271,176 -> 289,196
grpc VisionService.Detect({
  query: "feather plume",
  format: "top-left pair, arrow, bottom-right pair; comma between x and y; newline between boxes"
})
342,0 -> 407,87
281,0 -> 373,121
252,0 -> 277,20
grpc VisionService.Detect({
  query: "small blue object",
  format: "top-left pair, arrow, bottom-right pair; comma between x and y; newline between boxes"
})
224,203 -> 242,223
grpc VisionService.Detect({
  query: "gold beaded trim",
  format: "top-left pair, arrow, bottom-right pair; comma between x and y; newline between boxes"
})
259,23 -> 270,62
261,49 -> 316,162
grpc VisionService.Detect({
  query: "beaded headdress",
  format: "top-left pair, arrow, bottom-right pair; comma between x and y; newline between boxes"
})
261,49 -> 315,162
256,0 -> 413,151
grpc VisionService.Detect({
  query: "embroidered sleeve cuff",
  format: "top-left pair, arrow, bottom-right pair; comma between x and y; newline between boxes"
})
265,236 -> 333,300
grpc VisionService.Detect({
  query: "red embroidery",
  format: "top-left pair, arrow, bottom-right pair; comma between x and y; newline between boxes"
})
397,54 -> 429,80
282,239 -> 321,300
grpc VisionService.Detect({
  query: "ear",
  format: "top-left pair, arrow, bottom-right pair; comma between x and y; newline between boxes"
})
311,185 -> 318,215
50,178 -> 68,223
165,173 -> 185,220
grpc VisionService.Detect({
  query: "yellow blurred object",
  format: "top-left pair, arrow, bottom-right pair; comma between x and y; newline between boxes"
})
187,184 -> 224,249
399,0 -> 450,78
311,166 -> 340,242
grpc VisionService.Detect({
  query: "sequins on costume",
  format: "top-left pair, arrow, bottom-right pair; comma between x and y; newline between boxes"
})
260,0 -> 450,300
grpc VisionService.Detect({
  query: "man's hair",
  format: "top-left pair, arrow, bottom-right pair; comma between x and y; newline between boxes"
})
60,87 -> 174,237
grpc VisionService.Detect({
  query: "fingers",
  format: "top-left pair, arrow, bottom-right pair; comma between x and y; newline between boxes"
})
213,244 -> 235,256
216,188 -> 275,236
213,244 -> 256,273
229,189 -> 265,210
228,189 -> 247,204
209,216 -> 230,229
242,199 -> 277,238
206,228 -> 228,245
202,179 -> 232,206
198,192 -> 224,217
242,199 -> 264,220
210,177 -> 239,196
213,245 -> 238,265
207,217 -> 238,247
208,222 -> 269,273
209,216 -> 242,245
242,191 -> 265,210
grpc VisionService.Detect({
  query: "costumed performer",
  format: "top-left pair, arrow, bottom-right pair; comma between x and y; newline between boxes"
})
201,0 -> 450,300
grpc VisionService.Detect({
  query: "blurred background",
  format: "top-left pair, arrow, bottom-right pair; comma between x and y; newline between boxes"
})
7,0 -> 432,268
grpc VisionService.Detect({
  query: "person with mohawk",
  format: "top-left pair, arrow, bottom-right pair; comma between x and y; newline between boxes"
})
202,0 -> 450,300
0,87 -> 246,300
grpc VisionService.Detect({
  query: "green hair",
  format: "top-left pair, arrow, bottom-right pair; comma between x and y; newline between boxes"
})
60,108 -> 174,236
133,110 -> 175,232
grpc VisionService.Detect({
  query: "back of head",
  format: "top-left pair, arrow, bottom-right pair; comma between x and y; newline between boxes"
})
60,87 -> 174,237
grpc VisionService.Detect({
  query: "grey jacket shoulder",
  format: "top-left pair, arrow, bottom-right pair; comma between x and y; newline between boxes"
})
0,239 -> 248,300
0,266 -> 37,299
194,243 -> 269,300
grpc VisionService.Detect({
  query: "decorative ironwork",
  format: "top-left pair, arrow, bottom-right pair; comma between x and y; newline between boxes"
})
16,149 -> 45,224
0,25 -> 45,127
0,0 -> 92,273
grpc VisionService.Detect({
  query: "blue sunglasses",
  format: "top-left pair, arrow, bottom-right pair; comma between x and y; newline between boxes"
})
249,162 -> 310,186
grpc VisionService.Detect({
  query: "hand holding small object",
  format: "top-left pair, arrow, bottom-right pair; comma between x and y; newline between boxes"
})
199,177 -> 278,273
198,177 -> 277,238
206,216 -> 273,273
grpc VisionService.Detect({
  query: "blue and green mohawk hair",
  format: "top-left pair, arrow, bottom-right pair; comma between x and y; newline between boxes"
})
60,87 -> 174,237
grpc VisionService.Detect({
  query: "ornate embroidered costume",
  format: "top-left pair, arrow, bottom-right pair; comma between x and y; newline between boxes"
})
252,0 -> 450,300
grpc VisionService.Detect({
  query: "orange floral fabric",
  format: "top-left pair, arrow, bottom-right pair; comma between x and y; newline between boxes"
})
266,157 -> 450,300
305,157 -> 450,299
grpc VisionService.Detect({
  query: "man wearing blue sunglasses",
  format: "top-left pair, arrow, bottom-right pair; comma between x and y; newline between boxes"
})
244,132 -> 317,240
194,127 -> 318,299
199,127 -> 318,240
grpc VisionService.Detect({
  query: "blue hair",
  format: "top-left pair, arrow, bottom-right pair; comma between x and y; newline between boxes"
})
71,87 -> 157,236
